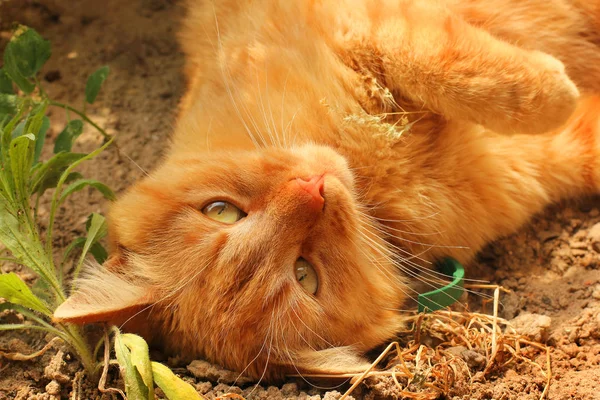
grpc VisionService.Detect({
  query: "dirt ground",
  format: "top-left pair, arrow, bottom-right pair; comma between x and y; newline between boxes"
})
1,0 -> 600,399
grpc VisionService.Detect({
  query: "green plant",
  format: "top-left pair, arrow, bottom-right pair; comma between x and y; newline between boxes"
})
0,24 -> 114,376
0,25 -> 207,400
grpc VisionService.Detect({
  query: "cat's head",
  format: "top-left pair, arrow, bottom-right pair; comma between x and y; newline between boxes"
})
55,143 -> 406,380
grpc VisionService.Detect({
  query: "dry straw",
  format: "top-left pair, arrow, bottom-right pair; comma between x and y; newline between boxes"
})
295,285 -> 551,400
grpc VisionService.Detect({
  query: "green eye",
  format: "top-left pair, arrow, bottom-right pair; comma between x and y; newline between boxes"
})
201,201 -> 246,224
295,258 -> 318,295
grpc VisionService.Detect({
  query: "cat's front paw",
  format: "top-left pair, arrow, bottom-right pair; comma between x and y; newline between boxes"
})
524,51 -> 580,134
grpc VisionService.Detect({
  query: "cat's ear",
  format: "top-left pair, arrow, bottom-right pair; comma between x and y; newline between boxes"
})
278,347 -> 373,377
53,257 -> 154,325
340,1 -> 579,134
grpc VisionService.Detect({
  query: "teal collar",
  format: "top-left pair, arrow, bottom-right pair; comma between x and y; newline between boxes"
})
417,257 -> 465,313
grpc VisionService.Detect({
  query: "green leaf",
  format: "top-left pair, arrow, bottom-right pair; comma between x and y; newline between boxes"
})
0,68 -> 13,94
0,204 -> 54,285
31,277 -> 53,307
9,102 -> 48,164
61,237 -> 86,263
152,362 -> 203,400
9,134 -> 35,204
0,323 -> 33,331
89,242 -> 108,264
60,178 -> 116,203
31,152 -> 86,195
121,334 -> 155,400
3,26 -> 51,93
53,120 -> 83,154
11,120 -> 25,138
85,66 -> 110,104
0,273 -> 52,316
115,330 -> 150,400
33,116 -> 50,164
73,213 -> 107,280
0,94 -> 18,116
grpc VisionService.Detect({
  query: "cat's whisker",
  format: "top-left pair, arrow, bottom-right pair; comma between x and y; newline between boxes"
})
349,236 -> 417,301
358,231 -> 490,308
254,65 -> 279,148
370,211 -> 443,224
119,151 -> 149,177
357,210 -> 445,237
279,310 -> 349,390
356,217 -> 488,286
118,252 -> 217,329
254,309 -> 277,392
280,71 -> 291,148
290,305 -> 335,348
357,223 -> 433,266
284,108 -> 301,147
360,218 -> 468,251
393,261 -> 494,301
241,310 -> 276,397
263,64 -> 284,148
358,220 -> 439,266
229,312 -> 273,390
353,228 -> 470,310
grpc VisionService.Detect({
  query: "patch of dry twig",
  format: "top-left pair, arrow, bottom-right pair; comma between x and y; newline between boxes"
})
300,286 -> 551,400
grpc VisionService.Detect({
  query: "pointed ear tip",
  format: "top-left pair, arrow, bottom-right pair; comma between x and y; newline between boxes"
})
53,299 -> 83,323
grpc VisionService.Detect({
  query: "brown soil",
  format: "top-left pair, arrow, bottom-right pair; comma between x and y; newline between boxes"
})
1,1 -> 600,399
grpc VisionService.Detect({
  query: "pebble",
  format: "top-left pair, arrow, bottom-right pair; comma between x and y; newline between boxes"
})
446,346 -> 486,369
587,223 -> 600,243
592,285 -> 600,300
281,382 -> 300,396
572,249 -> 588,257
45,380 -> 61,396
570,241 -> 588,250
186,359 -> 252,385
510,313 -> 552,342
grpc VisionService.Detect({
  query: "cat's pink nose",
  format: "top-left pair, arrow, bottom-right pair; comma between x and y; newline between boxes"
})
296,175 -> 325,210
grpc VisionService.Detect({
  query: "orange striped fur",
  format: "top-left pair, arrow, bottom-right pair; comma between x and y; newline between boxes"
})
55,0 -> 600,381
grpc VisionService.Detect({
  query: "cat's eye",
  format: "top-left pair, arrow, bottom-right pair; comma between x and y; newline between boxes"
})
201,201 -> 246,224
295,258 -> 318,295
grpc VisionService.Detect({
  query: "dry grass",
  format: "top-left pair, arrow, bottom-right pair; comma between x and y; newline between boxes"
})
296,286 -> 551,400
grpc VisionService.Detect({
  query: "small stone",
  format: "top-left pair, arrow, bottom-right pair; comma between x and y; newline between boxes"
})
570,241 -> 589,250
588,223 -> 600,242
592,285 -> 600,300
281,382 -> 300,396
446,346 -> 486,369
572,249 -> 588,257
323,391 -> 344,400
186,359 -> 252,385
44,350 -> 70,384
45,380 -> 61,396
511,313 -> 552,342
195,381 -> 212,394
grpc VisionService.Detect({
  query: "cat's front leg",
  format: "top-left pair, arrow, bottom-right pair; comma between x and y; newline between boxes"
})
336,0 -> 579,135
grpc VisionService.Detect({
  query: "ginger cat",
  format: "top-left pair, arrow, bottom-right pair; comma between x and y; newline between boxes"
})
55,0 -> 600,381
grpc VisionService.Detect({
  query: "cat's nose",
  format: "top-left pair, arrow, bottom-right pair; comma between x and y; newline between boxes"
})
296,175 -> 325,211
